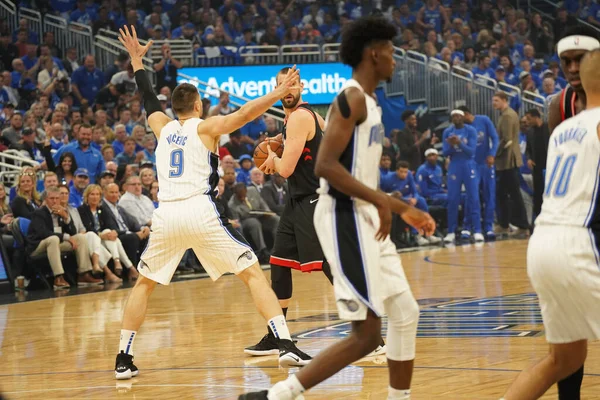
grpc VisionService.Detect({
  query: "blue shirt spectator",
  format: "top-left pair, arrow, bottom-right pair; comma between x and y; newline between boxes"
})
71,55 -> 105,106
241,118 -> 267,141
53,125 -> 105,182
472,62 -> 496,81
381,167 -> 419,199
161,0 -> 177,12
50,0 -> 76,13
21,53 -> 38,70
419,2 -> 444,33
70,0 -> 98,24
68,168 -> 90,208
236,155 -> 253,186
416,158 -> 445,198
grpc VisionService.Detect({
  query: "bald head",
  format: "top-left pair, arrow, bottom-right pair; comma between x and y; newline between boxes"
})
581,50 -> 600,94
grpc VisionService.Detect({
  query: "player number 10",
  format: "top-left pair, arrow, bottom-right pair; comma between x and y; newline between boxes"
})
169,149 -> 184,178
544,154 -> 577,198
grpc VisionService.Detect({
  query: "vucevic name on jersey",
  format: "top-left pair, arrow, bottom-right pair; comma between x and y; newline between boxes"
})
282,103 -> 323,199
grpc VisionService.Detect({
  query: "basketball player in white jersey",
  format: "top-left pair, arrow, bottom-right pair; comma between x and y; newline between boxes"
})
501,50 -> 600,400
538,26 -> 599,400
113,26 -> 311,380
240,16 -> 435,400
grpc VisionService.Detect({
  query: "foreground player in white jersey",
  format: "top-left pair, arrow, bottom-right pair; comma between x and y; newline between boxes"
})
240,16 -> 435,400
113,26 -> 311,379
501,50 -> 600,400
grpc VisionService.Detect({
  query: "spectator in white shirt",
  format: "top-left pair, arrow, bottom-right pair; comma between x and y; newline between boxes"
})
118,175 -> 154,227
249,167 -> 264,192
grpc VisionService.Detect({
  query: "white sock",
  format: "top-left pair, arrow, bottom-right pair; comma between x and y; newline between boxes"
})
268,315 -> 291,341
268,375 -> 305,400
119,329 -> 137,355
388,387 -> 410,400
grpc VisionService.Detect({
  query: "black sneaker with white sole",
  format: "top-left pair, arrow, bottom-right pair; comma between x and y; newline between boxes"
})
115,351 -> 139,380
238,391 -> 268,399
278,339 -> 311,367
244,333 -> 279,356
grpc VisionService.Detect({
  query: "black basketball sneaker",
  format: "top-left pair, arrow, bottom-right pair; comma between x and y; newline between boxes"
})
244,333 -> 279,356
238,391 -> 268,399
278,339 -> 311,367
115,351 -> 139,380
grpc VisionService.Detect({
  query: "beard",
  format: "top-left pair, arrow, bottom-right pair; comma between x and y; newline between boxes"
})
281,93 -> 300,109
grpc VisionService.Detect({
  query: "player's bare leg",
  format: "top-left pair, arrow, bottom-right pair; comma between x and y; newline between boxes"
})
502,340 -> 587,400
115,275 -> 157,379
237,262 -> 312,367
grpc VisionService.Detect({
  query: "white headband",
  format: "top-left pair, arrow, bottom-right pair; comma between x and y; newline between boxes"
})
557,35 -> 600,56
450,110 -> 465,117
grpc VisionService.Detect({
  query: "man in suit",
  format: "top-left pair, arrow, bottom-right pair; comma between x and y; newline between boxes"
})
261,173 -> 287,216
492,91 -> 529,235
249,167 -> 264,193
26,186 -> 102,289
228,183 -> 279,264
524,108 -> 550,224
103,183 -> 150,267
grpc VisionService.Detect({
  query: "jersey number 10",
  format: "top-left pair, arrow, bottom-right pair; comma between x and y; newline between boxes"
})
169,149 -> 184,178
544,154 -> 577,198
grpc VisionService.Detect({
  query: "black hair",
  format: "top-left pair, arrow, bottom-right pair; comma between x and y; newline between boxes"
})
561,25 -> 600,41
172,83 -> 199,115
339,16 -> 397,68
525,108 -> 541,118
397,161 -> 410,169
457,105 -> 471,114
401,110 -> 415,122
56,151 -> 79,182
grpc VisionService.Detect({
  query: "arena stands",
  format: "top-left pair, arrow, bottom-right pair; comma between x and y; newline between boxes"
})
0,0 -> 598,292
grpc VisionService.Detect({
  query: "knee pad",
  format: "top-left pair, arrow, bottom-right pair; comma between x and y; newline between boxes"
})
385,290 -> 419,361
271,265 -> 293,300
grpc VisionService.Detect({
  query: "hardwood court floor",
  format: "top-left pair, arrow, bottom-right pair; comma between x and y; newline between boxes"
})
1,239 -> 600,399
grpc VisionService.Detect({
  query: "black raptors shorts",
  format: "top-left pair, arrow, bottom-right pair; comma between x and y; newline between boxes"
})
270,195 -> 325,272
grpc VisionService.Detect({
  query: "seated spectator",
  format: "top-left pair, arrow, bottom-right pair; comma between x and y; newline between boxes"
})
10,127 -> 44,163
54,151 -> 77,186
137,135 -> 156,165
472,53 -> 496,82
219,154 -> 236,176
70,0 -> 98,24
91,125 -> 107,151
241,116 -> 267,143
26,186 -> 102,289
43,172 -> 59,192
519,71 -> 539,94
150,181 -> 159,208
53,123 -> 105,182
62,47 -> 80,76
144,1 -> 172,33
225,130 -> 252,160
158,94 -> 176,119
222,166 -> 237,203
416,148 -> 448,206
49,122 -> 66,150
58,183 -> 110,278
114,107 -> 135,134
102,183 -> 150,266
209,92 -> 237,118
69,168 -> 90,208
112,124 -> 127,155
106,161 -> 118,177
115,138 -> 137,166
1,112 -> 24,147
0,70 -> 19,107
130,125 -> 146,153
139,168 -> 155,198
248,167 -> 264,193
10,168 -> 41,219
382,161 -> 441,246
118,175 -> 154,227
236,154 -> 254,185
93,6 -> 116,35
79,184 -> 137,282
541,77 -> 559,99
216,177 -> 241,233
101,144 -> 115,163
0,182 -> 14,254
380,154 -> 393,178
97,170 -> 116,189
261,173 -> 287,216
228,183 -> 278,264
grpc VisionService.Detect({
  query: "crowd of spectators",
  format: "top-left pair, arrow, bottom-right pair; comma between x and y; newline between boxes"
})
0,0 -> 589,291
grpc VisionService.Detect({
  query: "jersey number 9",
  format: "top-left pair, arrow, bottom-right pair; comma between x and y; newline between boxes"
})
169,149 -> 184,178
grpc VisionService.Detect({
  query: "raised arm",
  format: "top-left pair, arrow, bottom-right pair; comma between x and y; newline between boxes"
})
198,67 -> 301,138
118,25 -> 170,138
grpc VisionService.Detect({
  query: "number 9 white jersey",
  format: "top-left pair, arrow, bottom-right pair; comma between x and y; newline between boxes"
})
155,118 -> 219,202
535,108 -> 600,229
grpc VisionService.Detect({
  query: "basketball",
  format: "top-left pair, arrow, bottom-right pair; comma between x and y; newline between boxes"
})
253,139 -> 284,168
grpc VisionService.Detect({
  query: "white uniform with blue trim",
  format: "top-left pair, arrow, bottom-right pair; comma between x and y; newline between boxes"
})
138,118 -> 257,285
314,79 -> 411,321
528,107 -> 600,343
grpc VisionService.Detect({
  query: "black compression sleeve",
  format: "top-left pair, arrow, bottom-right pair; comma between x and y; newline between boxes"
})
134,69 -> 162,117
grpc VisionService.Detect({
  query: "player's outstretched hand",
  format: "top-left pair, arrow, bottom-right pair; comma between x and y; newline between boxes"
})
275,65 -> 301,96
118,25 -> 153,60
375,193 -> 392,241
401,207 -> 436,237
